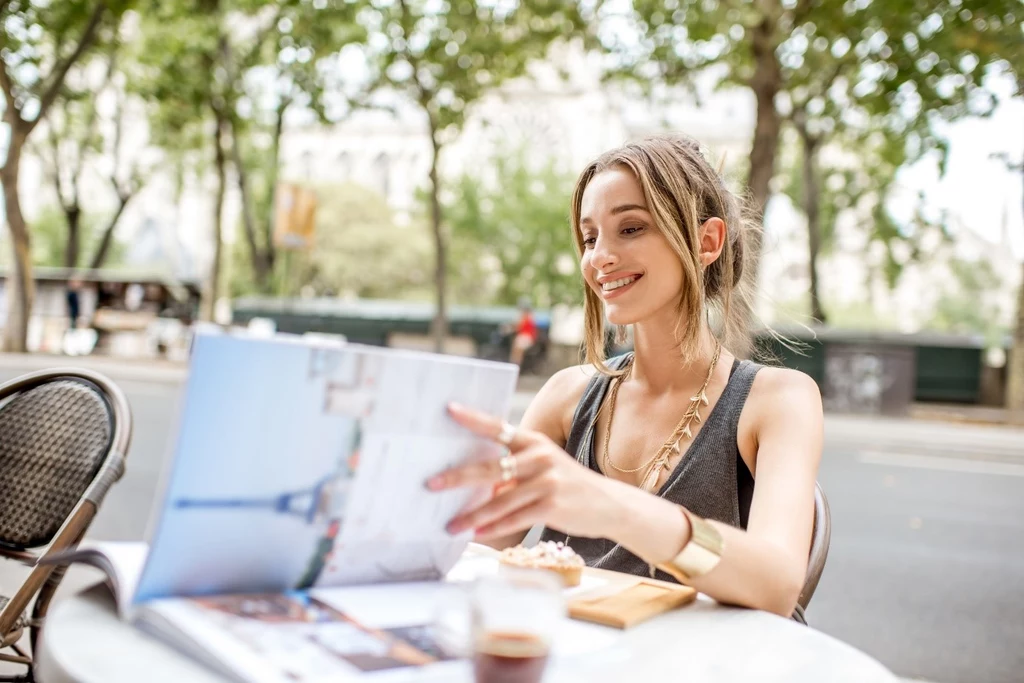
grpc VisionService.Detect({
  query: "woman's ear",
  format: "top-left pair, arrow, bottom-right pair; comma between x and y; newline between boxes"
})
699,217 -> 727,268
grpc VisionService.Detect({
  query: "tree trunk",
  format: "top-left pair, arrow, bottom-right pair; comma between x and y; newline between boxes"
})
1,136 -> 34,352
427,125 -> 448,353
228,116 -> 272,292
797,122 -> 826,324
201,116 -> 228,323
1007,262 -> 1024,418
260,97 -> 288,277
0,0 -> 106,351
63,205 -> 82,269
89,194 -> 132,270
747,12 -> 782,277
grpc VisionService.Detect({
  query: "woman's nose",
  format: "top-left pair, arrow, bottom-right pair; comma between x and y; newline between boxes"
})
591,234 -> 619,270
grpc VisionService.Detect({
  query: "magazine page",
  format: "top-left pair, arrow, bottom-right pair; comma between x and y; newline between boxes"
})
137,581 -> 620,683
133,332 -> 518,603
41,540 -> 149,618
136,591 -> 465,683
309,581 -> 622,668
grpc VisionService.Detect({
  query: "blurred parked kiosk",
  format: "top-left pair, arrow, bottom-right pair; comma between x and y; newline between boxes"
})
0,267 -> 201,358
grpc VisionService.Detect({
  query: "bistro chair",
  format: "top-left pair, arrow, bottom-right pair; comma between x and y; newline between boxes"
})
0,369 -> 131,681
794,481 -> 832,624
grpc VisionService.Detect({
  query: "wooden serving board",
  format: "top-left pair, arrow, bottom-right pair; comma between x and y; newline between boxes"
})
567,566 -> 697,629
462,544 -> 697,630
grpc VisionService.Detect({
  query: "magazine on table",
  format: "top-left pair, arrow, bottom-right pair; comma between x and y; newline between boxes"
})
49,329 -> 520,682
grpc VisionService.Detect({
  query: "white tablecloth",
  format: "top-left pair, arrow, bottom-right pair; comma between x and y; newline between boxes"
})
36,553 -> 898,683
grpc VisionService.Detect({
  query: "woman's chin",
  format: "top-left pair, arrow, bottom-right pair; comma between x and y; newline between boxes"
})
605,305 -> 640,327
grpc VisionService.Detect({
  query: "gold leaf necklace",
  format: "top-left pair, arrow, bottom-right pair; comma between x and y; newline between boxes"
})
601,342 -> 722,493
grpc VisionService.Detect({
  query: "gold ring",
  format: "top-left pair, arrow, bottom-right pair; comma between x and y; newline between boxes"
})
496,421 -> 516,447
498,454 -> 518,482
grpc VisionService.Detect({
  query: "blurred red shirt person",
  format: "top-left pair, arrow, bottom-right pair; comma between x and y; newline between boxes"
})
509,299 -> 537,366
516,309 -> 538,344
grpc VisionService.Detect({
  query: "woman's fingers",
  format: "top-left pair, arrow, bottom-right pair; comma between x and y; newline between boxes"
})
446,477 -> 547,535
427,445 -> 549,491
446,403 -> 534,451
473,501 -> 549,541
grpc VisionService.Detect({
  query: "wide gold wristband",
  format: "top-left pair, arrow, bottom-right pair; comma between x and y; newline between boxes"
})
655,507 -> 724,583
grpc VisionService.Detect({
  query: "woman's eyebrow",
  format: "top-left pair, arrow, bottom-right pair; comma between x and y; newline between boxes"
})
610,203 -> 648,214
580,203 -> 650,226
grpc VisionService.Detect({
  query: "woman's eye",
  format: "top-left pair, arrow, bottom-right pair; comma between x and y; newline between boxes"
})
582,236 -> 596,247
622,225 -> 645,236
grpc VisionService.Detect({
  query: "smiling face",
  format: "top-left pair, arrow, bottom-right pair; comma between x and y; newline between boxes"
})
578,166 -> 685,326
570,135 -> 753,368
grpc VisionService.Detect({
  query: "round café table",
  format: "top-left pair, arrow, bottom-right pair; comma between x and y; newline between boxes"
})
36,575 -> 898,683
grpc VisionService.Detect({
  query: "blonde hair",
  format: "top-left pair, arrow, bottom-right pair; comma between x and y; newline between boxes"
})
569,134 -> 760,373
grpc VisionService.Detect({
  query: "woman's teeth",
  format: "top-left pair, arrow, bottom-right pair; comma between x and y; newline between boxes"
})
602,275 -> 640,291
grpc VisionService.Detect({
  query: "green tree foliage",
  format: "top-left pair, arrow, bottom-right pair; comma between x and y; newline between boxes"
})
133,0 -> 365,311
929,257 -> 1006,341
230,182 -> 432,301
446,150 -> 580,308
224,0 -> 365,293
304,183 -> 433,300
618,0 -> 1023,289
26,205 -> 128,269
131,0 -> 228,320
778,122 -> 952,315
776,1 -> 1021,322
0,204 -> 128,270
0,0 -> 135,350
34,34 -> 147,271
351,0 -> 594,350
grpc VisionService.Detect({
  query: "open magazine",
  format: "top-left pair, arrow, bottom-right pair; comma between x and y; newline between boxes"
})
49,330 -> 521,682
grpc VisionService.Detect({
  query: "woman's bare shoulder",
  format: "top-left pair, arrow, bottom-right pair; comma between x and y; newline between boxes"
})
744,365 -> 823,439
519,364 -> 599,445
549,363 -> 603,401
749,365 -> 822,404
737,365 -> 823,470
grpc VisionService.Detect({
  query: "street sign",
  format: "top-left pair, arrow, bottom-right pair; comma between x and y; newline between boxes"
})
274,183 -> 317,250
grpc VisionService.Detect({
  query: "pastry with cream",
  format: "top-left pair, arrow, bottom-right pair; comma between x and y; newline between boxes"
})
498,541 -> 585,587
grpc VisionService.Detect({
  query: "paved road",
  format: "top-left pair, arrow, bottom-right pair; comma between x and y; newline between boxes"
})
2,355 -> 1023,682
813,417 -> 1024,683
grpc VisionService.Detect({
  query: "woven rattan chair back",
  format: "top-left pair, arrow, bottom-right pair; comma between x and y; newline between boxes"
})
0,379 -> 114,549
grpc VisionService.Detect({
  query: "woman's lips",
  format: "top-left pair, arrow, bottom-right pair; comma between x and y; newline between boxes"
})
599,274 -> 642,300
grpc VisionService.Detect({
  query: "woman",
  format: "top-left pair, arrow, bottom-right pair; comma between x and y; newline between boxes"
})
427,135 -> 823,619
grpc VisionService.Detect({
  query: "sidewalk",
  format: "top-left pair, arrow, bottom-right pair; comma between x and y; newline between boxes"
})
824,412 -> 1024,462
907,402 -> 1014,426
0,351 -> 186,384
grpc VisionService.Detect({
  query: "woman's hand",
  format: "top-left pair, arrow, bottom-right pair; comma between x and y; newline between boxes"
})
426,403 -> 614,541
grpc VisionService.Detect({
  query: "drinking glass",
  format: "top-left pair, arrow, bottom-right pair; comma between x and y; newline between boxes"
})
470,567 -> 565,683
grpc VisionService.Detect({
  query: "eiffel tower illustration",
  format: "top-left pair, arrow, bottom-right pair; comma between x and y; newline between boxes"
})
173,475 -> 334,525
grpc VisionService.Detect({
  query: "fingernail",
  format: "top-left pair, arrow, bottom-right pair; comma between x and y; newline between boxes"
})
446,519 -> 465,535
448,402 -> 464,413
425,475 -> 444,490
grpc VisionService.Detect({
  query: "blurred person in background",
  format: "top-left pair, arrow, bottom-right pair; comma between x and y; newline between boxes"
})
509,297 -> 538,366
430,134 -> 824,621
66,278 -> 82,329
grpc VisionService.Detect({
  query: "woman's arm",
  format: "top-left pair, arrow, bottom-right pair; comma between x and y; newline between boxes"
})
595,369 -> 822,616
433,368 -> 822,617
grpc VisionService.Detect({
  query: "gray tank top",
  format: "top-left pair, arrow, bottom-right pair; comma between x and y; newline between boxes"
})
539,354 -> 761,583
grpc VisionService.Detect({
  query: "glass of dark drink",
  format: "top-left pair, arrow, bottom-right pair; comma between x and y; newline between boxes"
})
470,568 -> 565,683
